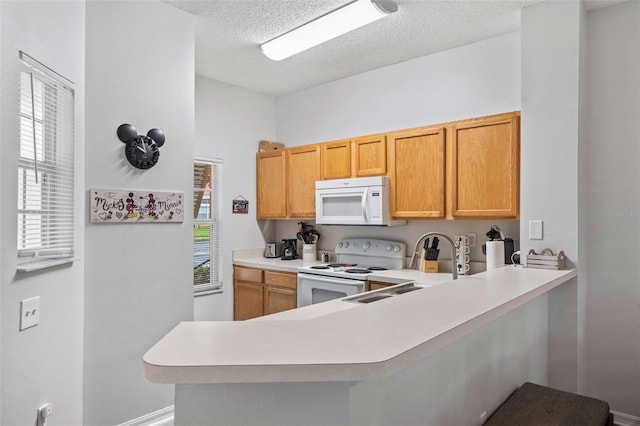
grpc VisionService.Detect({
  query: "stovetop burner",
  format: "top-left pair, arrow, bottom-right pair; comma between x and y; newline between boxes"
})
310,265 -> 330,269
368,266 -> 387,271
344,268 -> 372,274
328,263 -> 356,268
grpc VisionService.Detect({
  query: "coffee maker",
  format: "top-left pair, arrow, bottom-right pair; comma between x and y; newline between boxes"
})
281,239 -> 297,260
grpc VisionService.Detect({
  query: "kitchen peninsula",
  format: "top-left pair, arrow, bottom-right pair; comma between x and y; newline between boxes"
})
144,266 -> 576,425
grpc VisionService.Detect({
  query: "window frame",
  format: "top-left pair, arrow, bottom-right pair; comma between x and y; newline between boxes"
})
193,157 -> 223,295
17,51 -> 76,272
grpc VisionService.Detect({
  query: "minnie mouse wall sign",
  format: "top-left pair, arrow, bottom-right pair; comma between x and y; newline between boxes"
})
90,188 -> 184,223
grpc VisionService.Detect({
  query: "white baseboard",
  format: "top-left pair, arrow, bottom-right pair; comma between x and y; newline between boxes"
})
117,406 -> 174,426
613,410 -> 640,426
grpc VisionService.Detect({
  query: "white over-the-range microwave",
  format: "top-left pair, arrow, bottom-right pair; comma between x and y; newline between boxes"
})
315,176 -> 406,226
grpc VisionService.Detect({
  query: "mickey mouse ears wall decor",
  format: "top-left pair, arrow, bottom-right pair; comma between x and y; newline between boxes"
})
117,123 -> 166,169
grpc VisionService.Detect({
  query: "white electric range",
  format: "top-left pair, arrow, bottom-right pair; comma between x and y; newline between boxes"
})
297,238 -> 406,307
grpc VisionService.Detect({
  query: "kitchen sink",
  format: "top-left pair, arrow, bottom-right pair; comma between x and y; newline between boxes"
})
343,282 -> 425,304
356,294 -> 393,304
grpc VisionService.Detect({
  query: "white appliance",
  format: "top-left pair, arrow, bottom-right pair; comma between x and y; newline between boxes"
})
315,176 -> 406,226
297,238 -> 406,307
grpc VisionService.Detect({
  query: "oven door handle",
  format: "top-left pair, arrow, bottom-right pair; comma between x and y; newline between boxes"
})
298,273 -> 367,286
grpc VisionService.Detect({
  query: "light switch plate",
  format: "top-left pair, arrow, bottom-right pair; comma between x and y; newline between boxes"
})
20,296 -> 40,331
529,220 -> 543,240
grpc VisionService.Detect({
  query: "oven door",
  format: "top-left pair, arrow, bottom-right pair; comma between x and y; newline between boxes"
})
297,273 -> 366,307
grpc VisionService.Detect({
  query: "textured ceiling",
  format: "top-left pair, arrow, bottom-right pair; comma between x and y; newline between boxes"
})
166,0 -> 626,96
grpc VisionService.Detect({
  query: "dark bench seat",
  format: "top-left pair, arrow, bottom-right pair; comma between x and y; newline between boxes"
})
485,382 -> 613,426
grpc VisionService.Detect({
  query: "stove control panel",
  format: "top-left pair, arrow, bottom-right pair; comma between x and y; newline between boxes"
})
335,239 -> 406,258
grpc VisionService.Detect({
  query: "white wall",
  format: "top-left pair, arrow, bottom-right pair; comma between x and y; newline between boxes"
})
584,1 -> 640,416
274,33 -> 522,261
84,2 -> 194,424
0,2 -> 85,425
277,32 -> 520,145
520,1 -> 585,393
194,76 -> 277,321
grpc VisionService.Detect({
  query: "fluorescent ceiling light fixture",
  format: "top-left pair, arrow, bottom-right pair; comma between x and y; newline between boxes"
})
261,0 -> 398,61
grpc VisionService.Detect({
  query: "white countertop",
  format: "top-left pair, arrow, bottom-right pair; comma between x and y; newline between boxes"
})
144,266 -> 576,384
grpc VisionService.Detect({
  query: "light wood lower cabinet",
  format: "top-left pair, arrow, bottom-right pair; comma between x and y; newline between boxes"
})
234,281 -> 264,321
369,281 -> 393,291
264,286 -> 297,315
234,266 -> 297,320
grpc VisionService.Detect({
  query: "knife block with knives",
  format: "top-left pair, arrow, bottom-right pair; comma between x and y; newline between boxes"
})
419,237 -> 440,273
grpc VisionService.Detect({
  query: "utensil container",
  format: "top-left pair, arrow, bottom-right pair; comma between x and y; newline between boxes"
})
302,243 -> 317,261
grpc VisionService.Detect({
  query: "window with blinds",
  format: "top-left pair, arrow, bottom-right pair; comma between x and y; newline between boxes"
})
17,52 -> 76,272
193,158 -> 222,294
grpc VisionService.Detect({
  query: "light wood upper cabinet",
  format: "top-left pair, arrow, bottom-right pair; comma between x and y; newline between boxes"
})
321,139 -> 352,180
388,126 -> 446,218
256,150 -> 287,219
353,134 -> 386,177
255,111 -> 520,221
287,144 -> 321,218
449,112 -> 520,218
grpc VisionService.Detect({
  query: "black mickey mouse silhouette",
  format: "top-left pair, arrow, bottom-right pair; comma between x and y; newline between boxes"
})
117,124 -> 165,169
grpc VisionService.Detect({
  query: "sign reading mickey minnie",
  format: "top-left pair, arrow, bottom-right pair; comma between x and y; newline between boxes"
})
90,188 -> 184,223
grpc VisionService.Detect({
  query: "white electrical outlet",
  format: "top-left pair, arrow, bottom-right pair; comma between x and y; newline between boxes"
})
20,297 -> 40,331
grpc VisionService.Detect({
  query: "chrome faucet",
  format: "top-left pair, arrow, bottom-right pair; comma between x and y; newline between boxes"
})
409,232 -> 458,280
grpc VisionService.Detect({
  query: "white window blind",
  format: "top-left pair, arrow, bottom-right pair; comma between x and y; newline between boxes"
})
193,158 -> 222,294
17,52 -> 76,272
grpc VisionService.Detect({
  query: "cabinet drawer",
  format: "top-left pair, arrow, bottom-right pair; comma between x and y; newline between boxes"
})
234,266 -> 263,283
369,281 -> 392,291
264,270 -> 297,290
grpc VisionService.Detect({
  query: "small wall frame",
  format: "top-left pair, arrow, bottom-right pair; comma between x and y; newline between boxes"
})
232,195 -> 249,214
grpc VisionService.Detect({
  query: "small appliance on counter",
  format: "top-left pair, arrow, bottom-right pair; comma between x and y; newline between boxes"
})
281,239 -> 298,260
264,242 -> 282,258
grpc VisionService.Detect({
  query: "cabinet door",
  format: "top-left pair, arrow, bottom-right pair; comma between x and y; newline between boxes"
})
234,281 -> 264,320
256,150 -> 287,218
321,139 -> 352,180
287,144 -> 321,218
387,126 -> 446,218
264,286 -> 297,315
450,113 -> 519,218
353,134 -> 386,177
